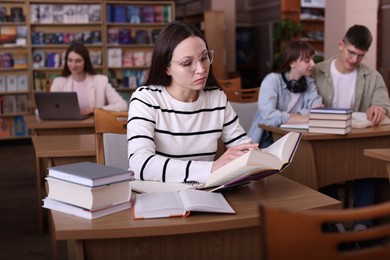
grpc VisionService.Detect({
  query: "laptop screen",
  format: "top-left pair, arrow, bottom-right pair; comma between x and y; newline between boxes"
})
35,92 -> 87,120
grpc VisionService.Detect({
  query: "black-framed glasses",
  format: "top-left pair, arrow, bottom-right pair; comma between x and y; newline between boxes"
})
170,50 -> 214,72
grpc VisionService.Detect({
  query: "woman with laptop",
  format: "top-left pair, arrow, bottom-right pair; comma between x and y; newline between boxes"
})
50,43 -> 127,115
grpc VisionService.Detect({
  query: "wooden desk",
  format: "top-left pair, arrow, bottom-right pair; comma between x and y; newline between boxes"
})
51,175 -> 340,260
261,124 -> 390,189
24,115 -> 95,136
32,134 -> 96,233
364,148 -> 390,179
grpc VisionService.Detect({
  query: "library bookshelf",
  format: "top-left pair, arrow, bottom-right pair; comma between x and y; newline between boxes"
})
0,0 -> 175,140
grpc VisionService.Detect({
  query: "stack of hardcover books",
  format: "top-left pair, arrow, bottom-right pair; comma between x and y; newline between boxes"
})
43,162 -> 133,219
308,107 -> 353,134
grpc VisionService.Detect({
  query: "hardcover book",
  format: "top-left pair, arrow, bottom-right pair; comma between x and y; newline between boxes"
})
140,6 -> 154,23
17,75 -> 28,91
133,189 -> 235,219
46,176 -> 131,210
127,6 -> 140,23
108,48 -> 122,67
310,107 -> 353,114
48,162 -> 134,187
43,198 -> 131,220
113,5 -> 127,23
132,132 -> 302,193
88,4 -> 101,22
308,126 -> 352,135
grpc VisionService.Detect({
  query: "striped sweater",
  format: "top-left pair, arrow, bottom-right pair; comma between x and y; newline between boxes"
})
127,85 -> 252,184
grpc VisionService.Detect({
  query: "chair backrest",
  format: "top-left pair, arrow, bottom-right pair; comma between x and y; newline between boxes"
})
218,76 -> 242,89
223,87 -> 259,103
259,202 -> 390,260
94,108 -> 128,169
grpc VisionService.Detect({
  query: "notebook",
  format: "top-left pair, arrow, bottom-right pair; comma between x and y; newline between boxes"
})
35,92 -> 88,120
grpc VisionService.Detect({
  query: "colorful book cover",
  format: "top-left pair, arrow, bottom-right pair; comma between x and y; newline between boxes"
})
10,7 -> 25,22
113,5 -> 127,23
13,116 -> 28,136
0,118 -> 12,137
119,28 -> 131,44
140,6 -> 154,23
17,75 -> 28,91
108,48 -> 122,67
122,51 -> 134,67
154,6 -> 164,23
135,29 -> 150,44
127,6 -> 140,23
5,75 -> 17,92
88,4 -> 101,22
107,28 -> 119,44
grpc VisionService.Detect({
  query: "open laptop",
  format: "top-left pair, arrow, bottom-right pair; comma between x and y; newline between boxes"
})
35,92 -> 88,120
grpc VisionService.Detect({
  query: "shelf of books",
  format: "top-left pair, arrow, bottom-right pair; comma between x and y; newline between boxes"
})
105,1 -> 174,101
0,0 -> 30,139
1,0 -> 175,140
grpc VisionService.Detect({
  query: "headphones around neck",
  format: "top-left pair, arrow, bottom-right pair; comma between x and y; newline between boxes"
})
281,72 -> 308,93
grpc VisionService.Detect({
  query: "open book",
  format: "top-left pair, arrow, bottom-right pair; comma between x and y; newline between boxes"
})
133,189 -> 235,219
351,112 -> 390,128
131,132 -> 301,193
205,131 -> 301,191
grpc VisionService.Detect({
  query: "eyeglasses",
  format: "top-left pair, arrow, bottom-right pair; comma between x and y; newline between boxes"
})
344,44 -> 366,60
170,50 -> 214,71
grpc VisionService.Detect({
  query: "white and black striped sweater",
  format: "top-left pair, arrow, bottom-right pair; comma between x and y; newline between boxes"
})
127,85 -> 252,184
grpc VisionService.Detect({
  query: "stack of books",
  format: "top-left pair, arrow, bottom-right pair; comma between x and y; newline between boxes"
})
43,162 -> 133,219
308,107 -> 353,134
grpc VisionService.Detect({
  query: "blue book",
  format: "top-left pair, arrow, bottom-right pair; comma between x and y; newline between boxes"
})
113,5 -> 127,23
127,6 -> 140,23
310,107 -> 354,114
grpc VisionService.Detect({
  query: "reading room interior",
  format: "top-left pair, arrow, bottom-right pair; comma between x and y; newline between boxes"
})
1,0 -> 390,259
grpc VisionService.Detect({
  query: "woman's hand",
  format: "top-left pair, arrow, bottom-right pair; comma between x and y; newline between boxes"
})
81,107 -> 94,116
212,143 -> 259,172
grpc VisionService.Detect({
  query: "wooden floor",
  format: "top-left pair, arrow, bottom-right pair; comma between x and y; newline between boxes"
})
0,139 -> 67,260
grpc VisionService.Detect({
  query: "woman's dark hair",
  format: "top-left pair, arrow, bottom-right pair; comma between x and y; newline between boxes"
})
61,43 -> 96,77
277,40 -> 315,73
144,20 -> 219,88
343,24 -> 372,51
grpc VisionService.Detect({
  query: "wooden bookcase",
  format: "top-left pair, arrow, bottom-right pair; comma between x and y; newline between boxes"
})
281,0 -> 325,61
0,0 -> 175,141
0,0 -> 30,140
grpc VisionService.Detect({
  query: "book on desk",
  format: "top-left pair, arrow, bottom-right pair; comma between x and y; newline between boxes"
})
132,189 -> 235,219
131,131 -> 302,193
43,162 -> 133,219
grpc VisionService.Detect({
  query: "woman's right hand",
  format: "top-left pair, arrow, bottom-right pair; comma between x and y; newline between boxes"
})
212,143 -> 259,172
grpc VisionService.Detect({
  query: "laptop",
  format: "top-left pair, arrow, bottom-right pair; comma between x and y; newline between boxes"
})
35,92 -> 88,120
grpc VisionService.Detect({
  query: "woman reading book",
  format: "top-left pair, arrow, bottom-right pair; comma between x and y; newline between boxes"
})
127,21 -> 258,184
50,43 -> 127,116
247,40 -> 323,148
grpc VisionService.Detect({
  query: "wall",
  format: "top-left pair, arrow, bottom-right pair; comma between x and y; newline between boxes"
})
211,0 -> 235,75
379,0 -> 390,87
325,0 -> 378,69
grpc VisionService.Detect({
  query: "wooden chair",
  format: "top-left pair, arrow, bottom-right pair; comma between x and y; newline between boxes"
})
94,108 -> 128,169
223,87 -> 259,103
259,202 -> 390,260
218,76 -> 242,89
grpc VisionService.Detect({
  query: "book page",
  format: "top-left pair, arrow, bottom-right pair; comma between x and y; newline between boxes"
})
179,190 -> 235,213
262,132 -> 300,163
134,192 -> 185,218
352,112 -> 390,128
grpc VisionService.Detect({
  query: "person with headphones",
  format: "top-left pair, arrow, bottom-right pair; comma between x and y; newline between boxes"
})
247,40 -> 323,148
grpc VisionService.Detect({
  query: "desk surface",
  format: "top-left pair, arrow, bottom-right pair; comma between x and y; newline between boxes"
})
32,134 -> 96,158
260,124 -> 390,189
25,115 -> 94,130
52,174 -> 340,241
364,148 -> 390,162
261,124 -> 390,140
